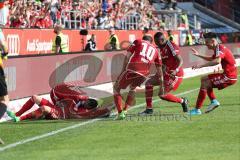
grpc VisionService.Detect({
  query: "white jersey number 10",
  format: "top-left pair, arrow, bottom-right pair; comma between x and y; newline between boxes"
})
140,42 -> 155,63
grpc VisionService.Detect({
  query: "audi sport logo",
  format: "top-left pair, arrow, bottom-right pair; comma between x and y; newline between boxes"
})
7,34 -> 20,55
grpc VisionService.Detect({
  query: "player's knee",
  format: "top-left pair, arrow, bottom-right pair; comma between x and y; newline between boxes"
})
32,95 -> 38,101
201,76 -> 209,83
39,106 -> 50,114
201,76 -> 211,89
32,95 -> 42,104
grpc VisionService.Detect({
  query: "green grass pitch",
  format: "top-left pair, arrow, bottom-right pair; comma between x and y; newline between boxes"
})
0,70 -> 239,160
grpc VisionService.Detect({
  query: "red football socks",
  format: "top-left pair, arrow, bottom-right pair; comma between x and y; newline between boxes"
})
123,91 -> 135,111
114,94 -> 122,113
16,97 -> 35,116
20,108 -> 43,120
196,88 -> 207,109
160,93 -> 182,103
145,85 -> 153,109
207,88 -> 216,101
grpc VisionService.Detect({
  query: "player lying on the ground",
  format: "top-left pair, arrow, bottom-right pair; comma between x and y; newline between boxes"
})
113,35 -> 164,120
7,84 -> 112,121
189,32 -> 238,115
139,32 -> 189,115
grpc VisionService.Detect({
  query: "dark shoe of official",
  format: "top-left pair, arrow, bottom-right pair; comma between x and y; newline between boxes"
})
181,97 -> 189,113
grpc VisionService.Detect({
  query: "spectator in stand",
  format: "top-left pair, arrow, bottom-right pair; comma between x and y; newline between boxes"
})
179,12 -> 189,30
50,0 -> 60,25
85,34 -> 97,52
185,30 -> 193,46
96,10 -> 108,29
70,2 -> 81,29
167,30 -> 175,43
162,0 -> 177,10
6,0 -> 159,30
233,32 -> 240,42
0,0 -> 9,26
220,33 -> 229,43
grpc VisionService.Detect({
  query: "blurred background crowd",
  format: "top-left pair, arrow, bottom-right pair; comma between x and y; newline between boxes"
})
7,0 -> 164,30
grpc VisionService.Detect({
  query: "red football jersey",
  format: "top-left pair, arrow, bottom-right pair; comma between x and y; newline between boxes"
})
213,44 -> 237,78
50,84 -> 88,105
159,40 -> 183,76
126,39 -> 162,76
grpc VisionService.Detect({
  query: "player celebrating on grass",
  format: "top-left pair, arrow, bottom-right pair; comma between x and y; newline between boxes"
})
140,32 -> 189,115
189,32 -> 238,115
113,35 -> 164,120
7,84 -> 112,121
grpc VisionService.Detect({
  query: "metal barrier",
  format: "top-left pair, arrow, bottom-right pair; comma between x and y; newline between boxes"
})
61,10 -> 84,29
120,14 -> 141,30
153,10 -> 200,30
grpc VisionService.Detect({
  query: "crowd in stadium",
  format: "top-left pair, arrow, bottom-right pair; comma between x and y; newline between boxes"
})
7,0 -> 166,30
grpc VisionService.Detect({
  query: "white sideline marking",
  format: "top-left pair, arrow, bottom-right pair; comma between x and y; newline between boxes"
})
0,88 -> 199,152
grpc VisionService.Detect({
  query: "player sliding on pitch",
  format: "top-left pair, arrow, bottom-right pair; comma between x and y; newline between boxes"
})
189,32 -> 238,115
7,84 -> 112,121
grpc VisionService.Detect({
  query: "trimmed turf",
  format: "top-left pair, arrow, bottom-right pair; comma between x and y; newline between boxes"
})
0,70 -> 239,160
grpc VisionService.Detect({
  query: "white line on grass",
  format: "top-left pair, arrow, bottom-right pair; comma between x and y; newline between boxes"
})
0,88 -> 199,152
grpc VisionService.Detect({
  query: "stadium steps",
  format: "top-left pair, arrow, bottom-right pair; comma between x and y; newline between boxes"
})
176,2 -> 239,32
153,2 -> 239,32
192,2 -> 240,31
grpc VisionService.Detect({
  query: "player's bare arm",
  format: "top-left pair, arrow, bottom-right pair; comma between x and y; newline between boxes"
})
191,48 -> 213,61
170,54 -> 183,76
156,65 -> 164,96
192,57 -> 221,69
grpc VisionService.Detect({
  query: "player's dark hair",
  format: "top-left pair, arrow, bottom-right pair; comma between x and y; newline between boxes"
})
154,32 -> 164,41
142,35 -> 153,43
154,32 -> 165,46
203,32 -> 217,39
85,98 -> 98,109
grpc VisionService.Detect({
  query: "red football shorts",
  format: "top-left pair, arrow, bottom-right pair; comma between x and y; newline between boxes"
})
117,70 -> 146,89
164,74 -> 183,93
147,73 -> 183,93
208,73 -> 237,90
40,98 -> 64,119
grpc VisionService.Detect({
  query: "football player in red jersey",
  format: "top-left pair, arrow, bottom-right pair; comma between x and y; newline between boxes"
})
140,32 -> 189,115
189,32 -> 238,115
7,84 -> 112,122
113,35 -> 164,120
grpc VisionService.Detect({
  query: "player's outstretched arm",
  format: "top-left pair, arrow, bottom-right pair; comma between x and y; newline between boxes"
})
191,48 -> 213,61
170,54 -> 183,76
192,57 -> 221,69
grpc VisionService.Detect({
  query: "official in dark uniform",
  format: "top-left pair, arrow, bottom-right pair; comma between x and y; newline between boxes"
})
0,28 -> 8,120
